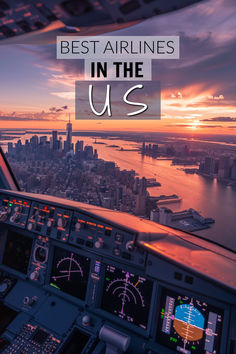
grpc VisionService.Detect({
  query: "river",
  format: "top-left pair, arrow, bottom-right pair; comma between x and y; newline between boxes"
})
1,134 -> 236,251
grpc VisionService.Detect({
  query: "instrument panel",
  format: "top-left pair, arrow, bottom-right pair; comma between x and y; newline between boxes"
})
2,230 -> 33,275
0,194 -> 144,265
157,288 -> 224,354
50,247 -> 91,301
0,191 -> 234,354
102,265 -> 153,330
0,196 -> 30,228
27,202 -> 72,242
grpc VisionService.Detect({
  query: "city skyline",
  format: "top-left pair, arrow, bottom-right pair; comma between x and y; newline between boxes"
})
7,124 -> 221,231
1,107 -> 236,254
0,0 -> 236,134
6,120 -> 236,251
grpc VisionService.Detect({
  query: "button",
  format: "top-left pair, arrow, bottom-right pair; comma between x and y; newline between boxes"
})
126,241 -> 135,252
46,227 -> 51,236
49,210 -> 54,218
47,219 -> 53,227
82,315 -> 91,326
27,222 -> 34,231
36,224 -> 41,232
75,222 -> 81,232
23,296 -> 37,306
57,230 -> 62,239
122,252 -> 131,260
76,238 -> 84,245
104,228 -> 111,236
85,241 -> 93,248
94,240 -> 103,249
30,271 -> 39,281
174,272 -> 182,281
185,275 -> 194,284
115,233 -> 124,242
113,248 -> 121,256
57,217 -> 64,228
14,205 -> 21,212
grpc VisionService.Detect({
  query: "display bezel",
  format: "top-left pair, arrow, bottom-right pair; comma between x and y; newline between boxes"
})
95,260 -> 156,336
1,229 -> 33,276
33,244 -> 49,264
46,242 -> 92,303
155,284 -> 229,354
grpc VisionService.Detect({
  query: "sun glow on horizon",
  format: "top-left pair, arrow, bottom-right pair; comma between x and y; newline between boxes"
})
187,120 -> 201,129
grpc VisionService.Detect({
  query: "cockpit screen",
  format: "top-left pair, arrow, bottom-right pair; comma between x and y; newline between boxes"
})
50,247 -> 90,301
157,288 -> 224,353
3,231 -> 33,274
101,265 -> 153,329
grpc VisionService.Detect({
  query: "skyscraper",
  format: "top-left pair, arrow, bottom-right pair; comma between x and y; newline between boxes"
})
204,157 -> 215,175
52,131 -> 58,150
40,136 -> 47,145
218,156 -> 231,179
134,177 -> 147,216
75,140 -> 84,153
231,159 -> 236,180
66,114 -> 72,151
30,135 -> 39,149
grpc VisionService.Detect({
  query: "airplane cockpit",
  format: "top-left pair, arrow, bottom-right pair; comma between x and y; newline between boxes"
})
0,142 -> 235,354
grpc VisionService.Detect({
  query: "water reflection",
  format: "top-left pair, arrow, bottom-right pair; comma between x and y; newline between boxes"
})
2,134 -> 236,251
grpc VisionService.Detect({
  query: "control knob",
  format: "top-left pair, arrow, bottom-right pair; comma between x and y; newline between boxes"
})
14,205 -> 22,213
126,241 -> 135,252
47,219 -> 54,228
0,208 -> 8,222
75,222 -> 81,232
0,277 -> 16,297
32,208 -> 38,219
27,222 -> 35,231
82,315 -> 91,326
10,213 -> 20,223
57,217 -> 67,228
95,240 -> 103,249
30,271 -> 39,281
34,246 -> 47,263
23,296 -> 37,306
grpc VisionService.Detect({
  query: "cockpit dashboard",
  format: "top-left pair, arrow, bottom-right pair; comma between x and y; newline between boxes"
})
0,189 -> 235,353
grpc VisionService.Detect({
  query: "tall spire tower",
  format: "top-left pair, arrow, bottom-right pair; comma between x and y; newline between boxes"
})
66,113 -> 72,151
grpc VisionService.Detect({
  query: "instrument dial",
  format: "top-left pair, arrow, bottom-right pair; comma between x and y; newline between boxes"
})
102,265 -> 153,329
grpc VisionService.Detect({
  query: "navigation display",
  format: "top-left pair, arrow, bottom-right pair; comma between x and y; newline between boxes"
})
3,231 -> 33,274
101,265 -> 153,329
157,288 -> 224,353
50,247 -> 90,301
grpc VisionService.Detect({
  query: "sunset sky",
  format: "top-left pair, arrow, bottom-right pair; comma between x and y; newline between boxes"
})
0,0 -> 235,134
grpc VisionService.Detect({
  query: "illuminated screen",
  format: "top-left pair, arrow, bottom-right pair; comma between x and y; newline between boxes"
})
3,231 -> 33,274
157,288 -> 224,353
101,265 -> 153,329
50,247 -> 90,301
